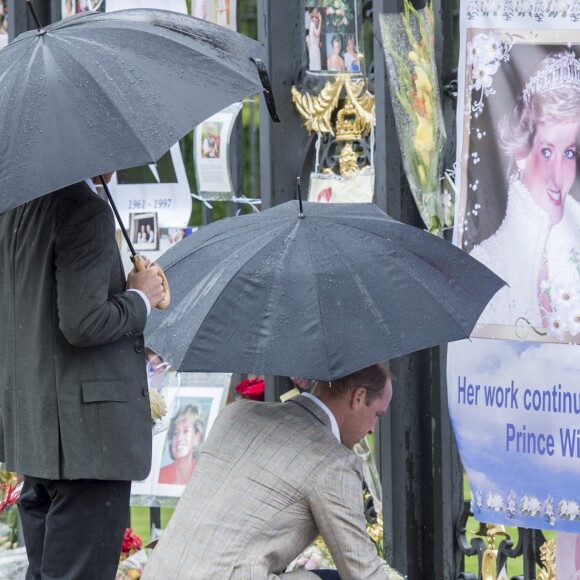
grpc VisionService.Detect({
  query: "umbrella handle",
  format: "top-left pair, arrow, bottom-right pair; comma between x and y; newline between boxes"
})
131,254 -> 171,311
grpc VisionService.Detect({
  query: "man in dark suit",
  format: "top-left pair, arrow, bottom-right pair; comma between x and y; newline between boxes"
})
0,176 -> 165,579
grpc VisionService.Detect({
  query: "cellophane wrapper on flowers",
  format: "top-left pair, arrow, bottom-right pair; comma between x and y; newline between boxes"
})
285,536 -> 335,572
116,548 -> 149,580
149,387 -> 169,436
0,465 -> 19,550
116,529 -> 146,579
379,3 -> 447,236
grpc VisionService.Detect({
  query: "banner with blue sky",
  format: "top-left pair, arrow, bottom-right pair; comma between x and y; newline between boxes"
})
448,0 -> 580,539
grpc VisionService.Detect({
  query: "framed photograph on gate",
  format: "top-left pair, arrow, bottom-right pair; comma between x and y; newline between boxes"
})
130,372 -> 229,502
455,34 -> 580,343
305,0 -> 364,77
151,380 -> 227,498
130,212 -> 159,252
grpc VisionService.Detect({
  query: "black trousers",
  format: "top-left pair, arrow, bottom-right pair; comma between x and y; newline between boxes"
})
18,476 -> 131,580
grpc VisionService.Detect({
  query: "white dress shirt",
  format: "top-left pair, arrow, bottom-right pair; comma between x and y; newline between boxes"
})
301,392 -> 341,442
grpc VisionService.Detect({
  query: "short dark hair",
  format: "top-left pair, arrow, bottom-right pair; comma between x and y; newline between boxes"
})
314,363 -> 391,404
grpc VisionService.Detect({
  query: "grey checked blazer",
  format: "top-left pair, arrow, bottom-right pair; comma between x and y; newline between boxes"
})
142,396 -> 392,579
0,183 -> 151,480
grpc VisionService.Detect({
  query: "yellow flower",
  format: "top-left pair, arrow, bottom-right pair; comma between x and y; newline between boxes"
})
414,115 -> 434,165
367,523 -> 384,544
149,388 -> 167,421
417,164 -> 426,185
414,65 -> 432,95
424,97 -> 433,117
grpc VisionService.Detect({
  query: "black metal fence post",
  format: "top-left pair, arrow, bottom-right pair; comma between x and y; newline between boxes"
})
257,1 -> 311,403
8,0 -> 50,38
373,0 -> 461,577
257,0 -> 311,211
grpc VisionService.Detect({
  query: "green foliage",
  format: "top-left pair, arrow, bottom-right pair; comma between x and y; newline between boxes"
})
130,507 -> 175,543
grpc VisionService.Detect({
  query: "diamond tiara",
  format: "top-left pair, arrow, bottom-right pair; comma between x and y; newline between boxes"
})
522,51 -> 580,105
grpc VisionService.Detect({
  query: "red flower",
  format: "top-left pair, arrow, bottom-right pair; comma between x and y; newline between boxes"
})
235,378 -> 265,401
121,528 -> 143,558
0,481 -> 23,514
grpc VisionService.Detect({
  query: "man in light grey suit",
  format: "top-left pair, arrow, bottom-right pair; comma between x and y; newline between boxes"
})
143,364 -> 403,580
0,177 -> 165,579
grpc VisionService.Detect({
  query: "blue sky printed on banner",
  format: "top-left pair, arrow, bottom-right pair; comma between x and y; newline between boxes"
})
448,338 -> 580,531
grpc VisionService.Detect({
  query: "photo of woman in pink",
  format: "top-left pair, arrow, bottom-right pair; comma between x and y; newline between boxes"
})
158,403 -> 205,485
464,46 -> 580,340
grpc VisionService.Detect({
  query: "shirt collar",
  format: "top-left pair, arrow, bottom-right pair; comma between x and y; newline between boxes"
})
301,392 -> 341,442
85,179 -> 97,193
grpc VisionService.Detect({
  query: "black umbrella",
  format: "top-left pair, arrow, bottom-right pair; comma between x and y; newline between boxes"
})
145,200 -> 506,381
0,4 -> 278,215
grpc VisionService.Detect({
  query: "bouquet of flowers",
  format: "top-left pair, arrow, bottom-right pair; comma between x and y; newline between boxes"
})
324,0 -> 353,32
379,0 -> 448,236
235,378 -> 265,401
286,536 -> 335,572
0,466 -> 20,552
364,489 -> 384,558
116,550 -> 149,580
149,387 -> 168,435
146,350 -> 170,435
121,529 -> 143,561
116,529 -> 146,580
540,247 -> 580,340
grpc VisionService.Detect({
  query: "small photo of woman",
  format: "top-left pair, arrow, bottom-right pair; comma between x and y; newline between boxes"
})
130,212 -> 159,251
200,121 -> 222,159
158,403 -> 206,485
307,7 -> 322,71
344,33 -> 361,73
326,33 -> 345,72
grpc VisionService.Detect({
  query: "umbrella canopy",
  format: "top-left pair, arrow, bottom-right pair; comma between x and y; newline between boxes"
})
0,8 -> 276,214
145,201 -> 506,381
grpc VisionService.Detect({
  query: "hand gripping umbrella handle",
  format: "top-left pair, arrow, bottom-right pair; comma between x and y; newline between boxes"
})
131,254 -> 171,311
96,175 -> 170,311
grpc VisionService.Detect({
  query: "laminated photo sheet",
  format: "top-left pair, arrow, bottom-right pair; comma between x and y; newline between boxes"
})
194,103 -> 243,201
131,372 -> 230,502
305,0 -> 364,77
192,0 -> 237,32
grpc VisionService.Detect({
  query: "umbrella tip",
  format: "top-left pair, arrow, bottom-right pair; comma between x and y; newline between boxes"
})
26,0 -> 45,34
296,177 -> 305,219
251,58 -> 280,123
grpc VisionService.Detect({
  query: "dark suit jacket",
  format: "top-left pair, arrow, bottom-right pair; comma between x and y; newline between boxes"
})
0,182 -> 152,480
